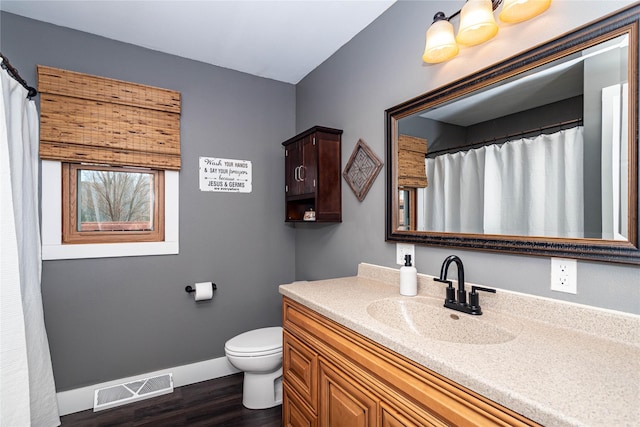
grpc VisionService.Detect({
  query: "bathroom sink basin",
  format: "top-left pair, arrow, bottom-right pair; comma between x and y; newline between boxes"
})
366,297 -> 521,344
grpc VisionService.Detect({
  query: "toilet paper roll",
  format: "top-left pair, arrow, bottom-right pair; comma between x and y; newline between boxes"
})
194,282 -> 214,301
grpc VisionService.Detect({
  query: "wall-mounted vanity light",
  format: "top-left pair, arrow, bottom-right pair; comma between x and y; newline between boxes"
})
422,0 -> 552,64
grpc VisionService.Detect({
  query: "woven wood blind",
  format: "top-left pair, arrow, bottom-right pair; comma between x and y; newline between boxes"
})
37,65 -> 181,170
398,134 -> 427,188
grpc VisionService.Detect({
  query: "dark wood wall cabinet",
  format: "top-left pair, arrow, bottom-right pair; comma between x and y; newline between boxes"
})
283,126 -> 342,222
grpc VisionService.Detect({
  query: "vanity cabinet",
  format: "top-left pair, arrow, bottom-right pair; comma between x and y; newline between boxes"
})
282,297 -> 540,427
283,126 -> 342,222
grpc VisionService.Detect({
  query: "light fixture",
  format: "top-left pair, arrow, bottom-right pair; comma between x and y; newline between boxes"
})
422,0 -> 552,64
422,12 -> 459,64
499,0 -> 552,23
457,0 -> 499,46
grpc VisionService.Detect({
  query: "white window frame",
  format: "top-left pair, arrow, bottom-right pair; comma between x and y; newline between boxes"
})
42,160 -> 179,260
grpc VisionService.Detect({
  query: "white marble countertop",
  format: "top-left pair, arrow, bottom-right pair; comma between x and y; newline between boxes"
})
279,263 -> 640,427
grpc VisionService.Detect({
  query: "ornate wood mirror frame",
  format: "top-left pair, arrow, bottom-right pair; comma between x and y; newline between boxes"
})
386,5 -> 639,264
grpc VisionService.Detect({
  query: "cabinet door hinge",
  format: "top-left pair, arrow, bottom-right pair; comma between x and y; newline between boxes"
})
285,149 -> 288,157
285,185 -> 288,192
313,179 -> 316,187
312,137 -> 316,145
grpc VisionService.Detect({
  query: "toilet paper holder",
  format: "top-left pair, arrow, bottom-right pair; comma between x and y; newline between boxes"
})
185,283 -> 217,294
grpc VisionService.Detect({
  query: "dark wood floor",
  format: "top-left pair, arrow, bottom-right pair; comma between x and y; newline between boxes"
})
60,373 -> 282,427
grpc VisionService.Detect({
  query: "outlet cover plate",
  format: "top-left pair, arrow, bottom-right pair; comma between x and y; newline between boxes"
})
396,243 -> 415,266
550,257 -> 577,294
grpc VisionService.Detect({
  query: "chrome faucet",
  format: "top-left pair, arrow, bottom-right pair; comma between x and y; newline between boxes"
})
434,255 -> 495,315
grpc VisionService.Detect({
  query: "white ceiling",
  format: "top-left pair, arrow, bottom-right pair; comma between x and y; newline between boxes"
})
0,0 -> 396,84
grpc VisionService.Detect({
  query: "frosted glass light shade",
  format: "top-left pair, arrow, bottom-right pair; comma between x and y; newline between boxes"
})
423,19 -> 459,63
499,0 -> 551,23
456,0 -> 499,46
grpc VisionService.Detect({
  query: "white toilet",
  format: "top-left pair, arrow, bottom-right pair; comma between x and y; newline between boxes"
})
224,326 -> 283,409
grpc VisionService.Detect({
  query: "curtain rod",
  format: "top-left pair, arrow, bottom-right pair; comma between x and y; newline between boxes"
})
0,52 -> 38,99
427,118 -> 583,158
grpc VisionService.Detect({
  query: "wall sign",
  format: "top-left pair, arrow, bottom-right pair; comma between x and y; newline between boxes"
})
199,157 -> 252,193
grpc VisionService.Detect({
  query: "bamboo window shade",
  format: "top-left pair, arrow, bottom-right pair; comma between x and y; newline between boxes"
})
37,65 -> 181,170
398,134 -> 428,188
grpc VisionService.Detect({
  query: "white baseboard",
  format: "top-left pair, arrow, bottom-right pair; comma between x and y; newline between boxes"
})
56,356 -> 239,416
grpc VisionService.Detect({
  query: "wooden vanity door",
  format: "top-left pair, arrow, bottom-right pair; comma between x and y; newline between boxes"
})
285,139 -> 302,196
300,135 -> 317,195
318,359 -> 377,427
285,135 -> 316,197
284,383 -> 317,427
283,331 -> 318,411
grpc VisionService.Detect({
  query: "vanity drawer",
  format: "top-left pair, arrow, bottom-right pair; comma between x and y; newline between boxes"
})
283,330 -> 318,412
284,382 -> 317,427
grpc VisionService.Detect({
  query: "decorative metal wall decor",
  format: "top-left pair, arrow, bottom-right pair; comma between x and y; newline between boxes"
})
343,139 -> 383,202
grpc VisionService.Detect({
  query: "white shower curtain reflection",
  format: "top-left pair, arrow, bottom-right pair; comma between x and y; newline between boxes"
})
420,127 -> 584,238
0,62 -> 60,426
423,147 -> 485,233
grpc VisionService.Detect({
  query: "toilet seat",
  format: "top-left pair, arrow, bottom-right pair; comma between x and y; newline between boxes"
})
225,326 -> 282,357
225,347 -> 281,358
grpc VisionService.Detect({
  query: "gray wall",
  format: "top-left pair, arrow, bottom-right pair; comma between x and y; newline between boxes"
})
294,0 -> 640,314
465,97 -> 583,146
399,115 -> 466,154
1,12 -> 296,391
399,96 -> 582,156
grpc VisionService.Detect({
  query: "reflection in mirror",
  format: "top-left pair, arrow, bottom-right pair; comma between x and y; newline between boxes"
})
387,5 -> 639,264
400,34 -> 628,240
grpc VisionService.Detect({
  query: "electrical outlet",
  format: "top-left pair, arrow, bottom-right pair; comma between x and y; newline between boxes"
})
550,257 -> 577,294
396,243 -> 415,266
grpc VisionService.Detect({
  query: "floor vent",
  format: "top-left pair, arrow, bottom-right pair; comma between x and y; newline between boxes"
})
93,373 -> 173,411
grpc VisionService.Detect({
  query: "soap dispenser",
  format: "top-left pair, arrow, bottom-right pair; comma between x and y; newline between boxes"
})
400,254 -> 417,296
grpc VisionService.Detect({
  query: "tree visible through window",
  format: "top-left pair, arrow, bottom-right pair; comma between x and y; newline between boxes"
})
79,169 -> 154,232
63,164 -> 164,244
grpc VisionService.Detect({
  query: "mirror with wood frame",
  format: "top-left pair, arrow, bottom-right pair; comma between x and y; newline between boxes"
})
386,5 -> 639,264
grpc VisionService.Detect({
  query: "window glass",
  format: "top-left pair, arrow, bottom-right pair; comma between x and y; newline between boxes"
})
77,168 -> 155,232
62,164 -> 164,244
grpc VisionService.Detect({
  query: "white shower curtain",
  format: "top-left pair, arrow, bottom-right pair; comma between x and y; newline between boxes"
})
423,147 -> 485,233
421,127 -> 584,237
0,62 -> 60,426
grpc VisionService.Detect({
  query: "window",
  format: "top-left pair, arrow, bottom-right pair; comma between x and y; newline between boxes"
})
41,161 -> 179,260
37,66 -> 181,260
62,164 -> 164,244
397,188 -> 417,231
